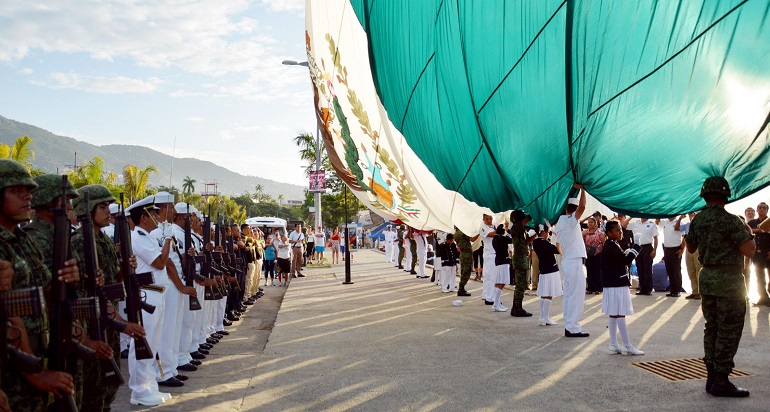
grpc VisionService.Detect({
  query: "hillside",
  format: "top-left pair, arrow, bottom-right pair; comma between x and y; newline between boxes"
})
0,115 -> 306,201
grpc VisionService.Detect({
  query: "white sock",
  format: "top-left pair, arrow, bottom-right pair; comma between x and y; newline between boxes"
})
608,317 -> 618,346
493,288 -> 501,308
538,299 -> 544,319
617,317 -> 632,347
542,299 -> 551,320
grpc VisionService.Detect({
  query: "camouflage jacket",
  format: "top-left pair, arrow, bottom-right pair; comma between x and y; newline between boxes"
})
0,225 -> 51,351
510,224 -> 530,271
685,205 -> 753,297
22,217 -> 55,273
71,227 -> 121,297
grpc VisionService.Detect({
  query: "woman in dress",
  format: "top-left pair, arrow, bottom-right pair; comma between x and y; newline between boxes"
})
491,224 -> 512,312
583,216 -> 605,294
532,224 -> 562,326
330,227 -> 341,265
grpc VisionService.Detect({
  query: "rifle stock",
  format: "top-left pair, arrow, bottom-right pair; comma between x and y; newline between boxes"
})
115,194 -> 154,361
79,191 -> 125,386
0,287 -> 46,387
183,206 -> 202,311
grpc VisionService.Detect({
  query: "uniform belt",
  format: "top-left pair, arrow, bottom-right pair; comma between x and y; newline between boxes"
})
140,284 -> 166,293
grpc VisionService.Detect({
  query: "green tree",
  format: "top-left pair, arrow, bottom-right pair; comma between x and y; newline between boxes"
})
0,136 -> 35,170
68,157 -> 118,188
182,176 -> 197,194
123,164 -> 158,203
294,131 -> 341,192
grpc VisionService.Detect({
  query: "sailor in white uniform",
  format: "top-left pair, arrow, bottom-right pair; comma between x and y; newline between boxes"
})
479,214 -> 497,305
384,225 -> 395,262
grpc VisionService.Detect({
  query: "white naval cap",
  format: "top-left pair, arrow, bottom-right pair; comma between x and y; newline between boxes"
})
108,203 -> 121,215
125,194 -> 160,214
568,197 -> 579,206
174,202 -> 191,214
153,191 -> 175,205
194,210 -> 203,220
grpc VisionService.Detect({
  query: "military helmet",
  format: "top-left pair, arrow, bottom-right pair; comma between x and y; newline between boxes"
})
0,159 -> 37,191
73,184 -> 116,217
30,174 -> 78,208
700,176 -> 731,199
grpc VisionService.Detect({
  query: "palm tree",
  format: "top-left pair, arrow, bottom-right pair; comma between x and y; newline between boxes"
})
0,136 -> 35,170
68,157 -> 118,188
123,164 -> 158,203
182,176 -> 197,194
277,194 -> 285,206
293,132 -> 320,177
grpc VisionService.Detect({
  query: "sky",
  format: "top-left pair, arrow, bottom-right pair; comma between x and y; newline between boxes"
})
0,0 -> 313,186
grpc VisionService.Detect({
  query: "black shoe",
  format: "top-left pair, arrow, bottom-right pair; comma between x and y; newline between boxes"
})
206,338 -> 219,345
636,291 -> 652,296
297,274 -> 305,277
222,319 -> 233,327
158,377 -> 184,387
430,274 -> 435,282
178,363 -> 197,372
710,373 -> 750,397
292,274 -> 297,278
243,300 -> 254,306
175,374 -> 189,381
211,333 -> 223,339
258,287 -> 264,292
190,351 -> 206,360
510,309 -> 533,317
565,329 -> 590,338
197,348 -> 210,355
398,265 -> 404,269
120,349 -> 128,359
226,314 -> 240,322
199,343 -> 213,350
410,270 -> 417,275
190,360 -> 202,366
457,289 -> 471,297
484,300 -> 494,305
216,330 -> 229,336
665,292 -> 680,297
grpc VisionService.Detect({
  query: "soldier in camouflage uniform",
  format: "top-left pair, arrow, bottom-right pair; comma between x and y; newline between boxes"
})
396,225 -> 405,269
0,161 -> 77,410
409,231 -> 418,275
71,184 -> 145,411
685,176 -> 754,398
454,227 -> 472,297
509,210 -> 533,317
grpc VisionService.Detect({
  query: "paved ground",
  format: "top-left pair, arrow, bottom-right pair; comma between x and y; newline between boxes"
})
115,249 -> 769,411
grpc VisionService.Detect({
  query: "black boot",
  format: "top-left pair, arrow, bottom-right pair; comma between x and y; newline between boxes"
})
510,298 -> 532,317
705,361 -> 714,394
710,372 -> 750,397
457,288 -> 471,297
430,273 -> 435,283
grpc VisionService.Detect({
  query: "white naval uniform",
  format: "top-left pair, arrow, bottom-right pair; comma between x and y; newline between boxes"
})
414,232 -> 428,278
479,224 -> 496,301
171,223 -> 199,368
404,235 -> 413,270
434,232 -> 445,285
128,227 -> 168,400
384,229 -> 395,262
554,213 -> 588,334
151,223 -> 184,380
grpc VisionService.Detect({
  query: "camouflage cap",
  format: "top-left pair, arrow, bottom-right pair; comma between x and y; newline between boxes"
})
0,159 -> 37,191
30,174 -> 78,208
700,176 -> 731,199
73,184 -> 116,217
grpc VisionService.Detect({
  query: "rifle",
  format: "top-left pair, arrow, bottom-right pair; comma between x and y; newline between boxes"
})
79,192 -> 125,386
48,176 -> 97,412
199,213 -> 221,300
182,205 -> 202,310
115,193 -> 154,360
1,287 -> 46,388
224,222 -> 241,293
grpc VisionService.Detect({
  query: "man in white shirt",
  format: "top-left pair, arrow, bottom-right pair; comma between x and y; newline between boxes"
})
479,214 -> 497,305
383,225 -> 394,263
126,196 -> 172,406
553,185 -> 589,338
413,230 -> 429,279
622,216 -> 659,295
657,216 -> 685,297
288,224 -> 305,277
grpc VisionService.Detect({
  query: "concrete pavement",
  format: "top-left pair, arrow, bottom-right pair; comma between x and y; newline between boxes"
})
115,249 -> 770,411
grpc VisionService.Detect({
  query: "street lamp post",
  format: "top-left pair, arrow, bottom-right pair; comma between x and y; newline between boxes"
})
283,59 -> 322,233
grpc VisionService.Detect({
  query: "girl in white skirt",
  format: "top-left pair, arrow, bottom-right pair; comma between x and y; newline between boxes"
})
491,224 -> 512,312
601,221 -> 644,355
532,224 -> 562,325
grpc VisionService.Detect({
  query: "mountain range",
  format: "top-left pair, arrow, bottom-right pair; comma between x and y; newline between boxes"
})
0,115 -> 306,201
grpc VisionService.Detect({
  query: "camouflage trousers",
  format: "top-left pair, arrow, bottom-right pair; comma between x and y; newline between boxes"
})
702,295 -> 746,374
81,329 -> 122,411
397,246 -> 404,266
410,242 -> 417,271
511,269 -> 528,306
459,253 -> 472,289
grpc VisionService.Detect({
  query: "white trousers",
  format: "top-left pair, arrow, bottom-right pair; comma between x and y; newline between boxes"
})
404,247 -> 412,269
252,259 -> 263,295
441,265 -> 457,292
118,300 -> 130,351
482,256 -> 495,301
384,241 -> 394,262
157,285 -> 183,380
562,257 -> 587,333
416,246 -> 427,277
434,257 -> 442,284
245,262 -> 256,298
216,294 -> 227,332
128,289 -> 165,399
390,242 -> 398,262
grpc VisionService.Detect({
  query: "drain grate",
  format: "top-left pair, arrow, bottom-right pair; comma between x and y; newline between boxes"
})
631,358 -> 750,381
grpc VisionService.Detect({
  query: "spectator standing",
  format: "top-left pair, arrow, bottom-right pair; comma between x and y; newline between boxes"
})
747,202 -> 770,306
288,224 -> 305,278
622,217 -> 658,295
658,216 -> 685,297
678,213 -> 702,299
582,217 -> 605,294
330,227 -> 341,265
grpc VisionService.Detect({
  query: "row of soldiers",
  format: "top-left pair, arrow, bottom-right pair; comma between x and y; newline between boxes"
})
0,158 -> 264,410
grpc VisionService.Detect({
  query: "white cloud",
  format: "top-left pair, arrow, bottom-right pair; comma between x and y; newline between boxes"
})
219,130 -> 236,141
31,72 -> 162,94
0,1 -> 308,100
185,116 -> 206,123
17,67 -> 33,75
